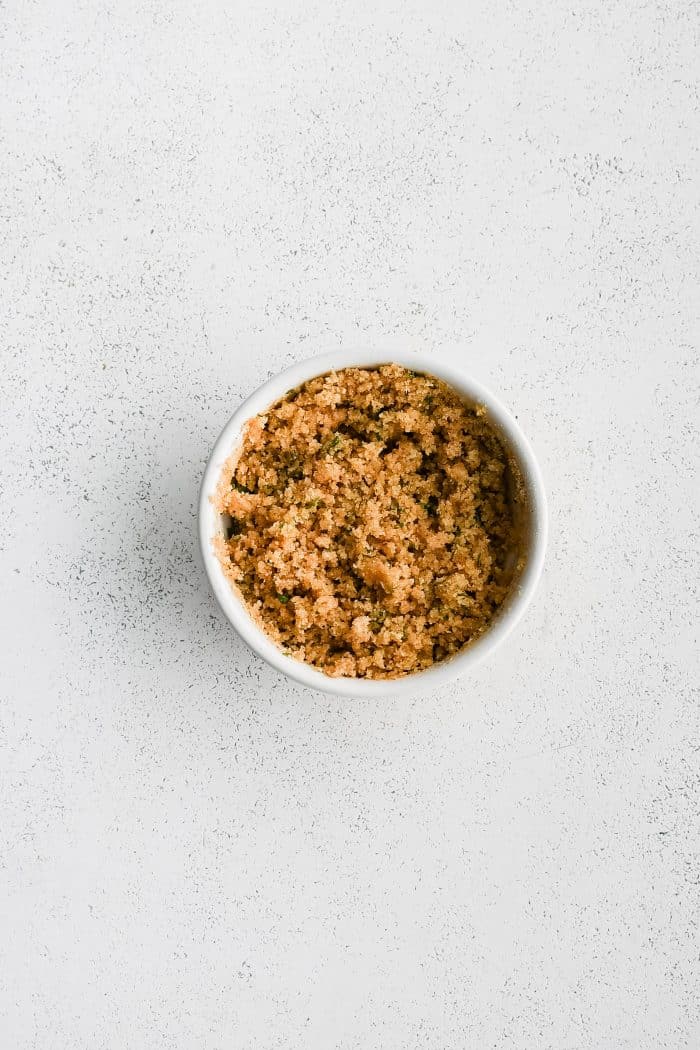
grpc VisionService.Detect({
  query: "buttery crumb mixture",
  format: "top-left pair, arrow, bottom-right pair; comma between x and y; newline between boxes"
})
214,364 -> 523,679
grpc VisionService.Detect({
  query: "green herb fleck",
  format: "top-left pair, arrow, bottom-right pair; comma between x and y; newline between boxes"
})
276,593 -> 291,604
391,499 -> 404,524
321,432 -> 344,453
281,452 -> 304,480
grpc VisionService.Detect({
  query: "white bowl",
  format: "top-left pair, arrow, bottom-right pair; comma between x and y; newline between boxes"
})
199,350 -> 547,697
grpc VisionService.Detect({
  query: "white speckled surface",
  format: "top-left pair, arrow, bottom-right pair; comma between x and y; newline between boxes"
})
1,2 -> 698,1047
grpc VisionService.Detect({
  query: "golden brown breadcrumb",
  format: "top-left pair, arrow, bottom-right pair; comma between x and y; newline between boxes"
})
214,364 -> 524,679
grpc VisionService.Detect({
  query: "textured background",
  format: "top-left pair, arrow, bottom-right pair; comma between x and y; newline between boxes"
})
1,1 -> 699,1047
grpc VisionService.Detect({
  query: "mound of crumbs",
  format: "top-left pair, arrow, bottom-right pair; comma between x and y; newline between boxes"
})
214,364 -> 524,679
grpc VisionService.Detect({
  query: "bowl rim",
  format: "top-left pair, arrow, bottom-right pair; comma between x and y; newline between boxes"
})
199,349 -> 548,697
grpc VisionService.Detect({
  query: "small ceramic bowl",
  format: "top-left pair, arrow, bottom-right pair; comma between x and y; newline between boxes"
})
199,349 -> 547,697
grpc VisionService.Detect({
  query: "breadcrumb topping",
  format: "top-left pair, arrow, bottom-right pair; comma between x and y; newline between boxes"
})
214,364 -> 524,679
